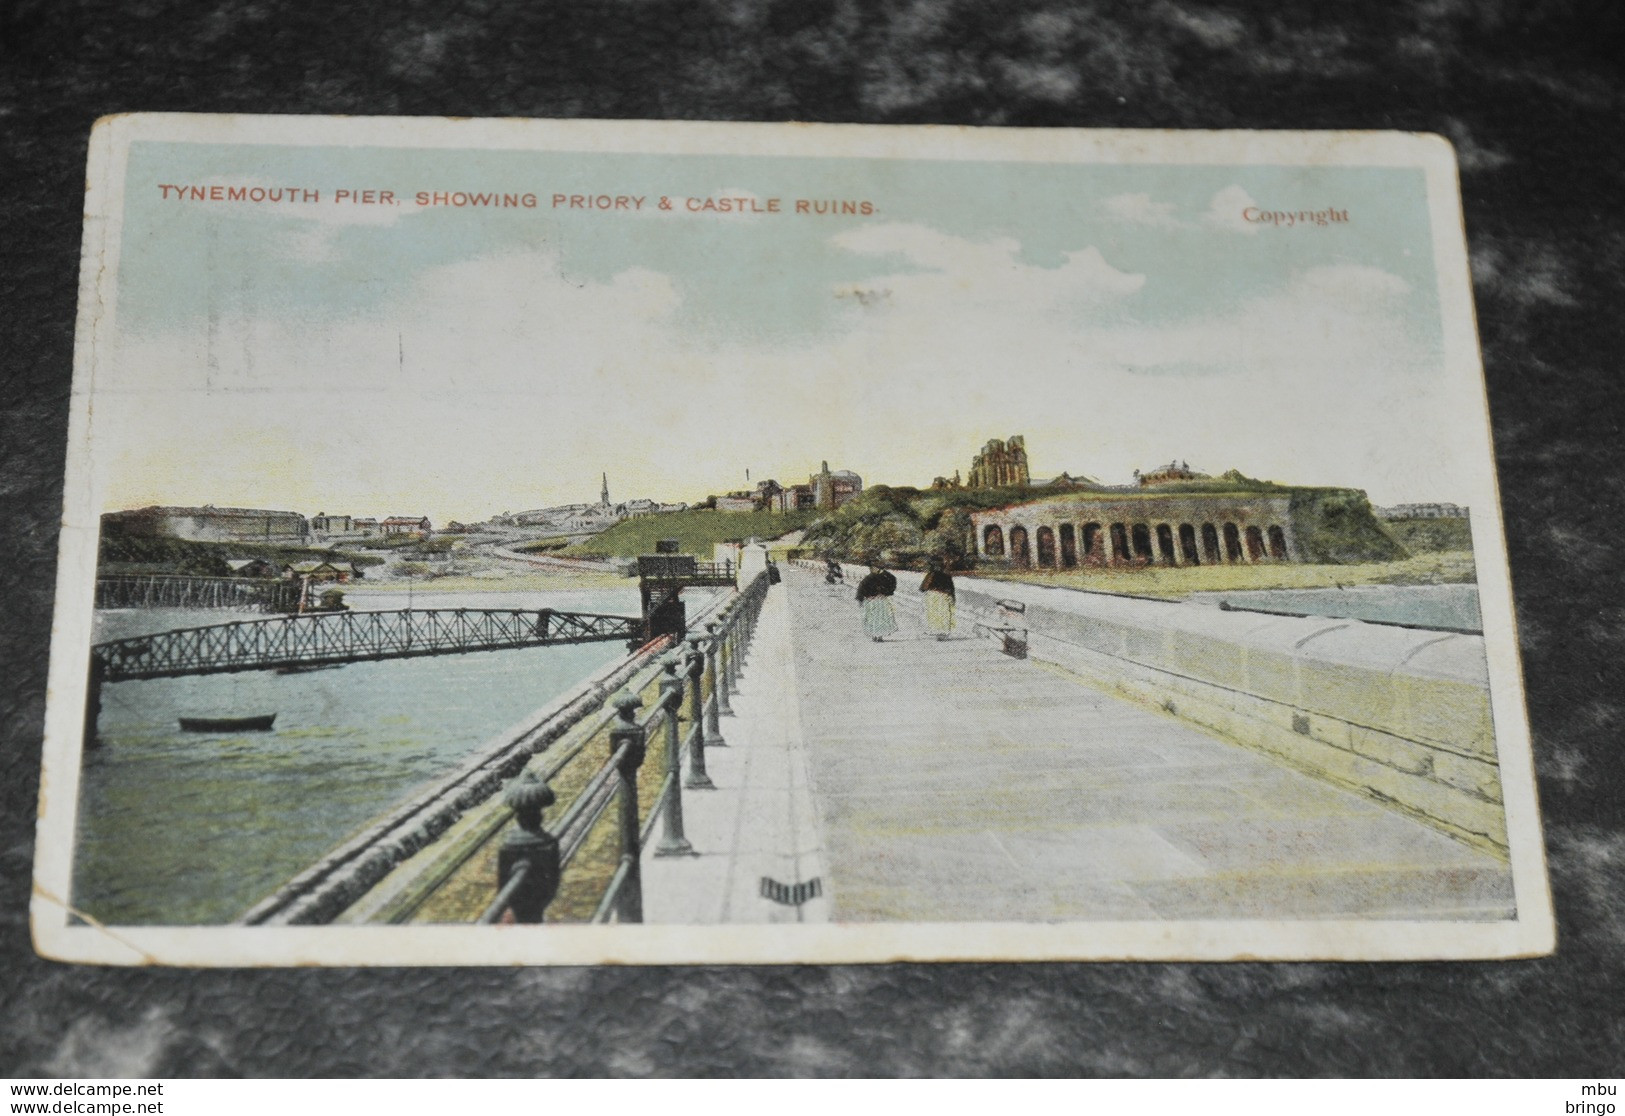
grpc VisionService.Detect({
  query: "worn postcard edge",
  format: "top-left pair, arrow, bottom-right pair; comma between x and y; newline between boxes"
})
32,115 -> 1555,965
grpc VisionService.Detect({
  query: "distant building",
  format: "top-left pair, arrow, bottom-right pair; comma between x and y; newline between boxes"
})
762,462 -> 861,513
972,493 -> 1297,569
1135,460 -> 1209,487
499,475 -> 678,532
561,508 -> 614,531
310,513 -> 355,537
1375,503 -> 1468,520
381,516 -> 432,538
715,492 -> 757,513
774,483 -> 816,512
285,560 -> 359,584
100,505 -> 309,545
353,518 -> 379,536
811,460 -> 862,509
224,558 -> 280,579
967,436 -> 1030,488
931,470 -> 964,490
1031,471 -> 1095,490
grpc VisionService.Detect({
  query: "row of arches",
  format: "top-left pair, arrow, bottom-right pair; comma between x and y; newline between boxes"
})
981,520 -> 1290,568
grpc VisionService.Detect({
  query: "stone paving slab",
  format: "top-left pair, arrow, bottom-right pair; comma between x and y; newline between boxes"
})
780,566 -> 1514,924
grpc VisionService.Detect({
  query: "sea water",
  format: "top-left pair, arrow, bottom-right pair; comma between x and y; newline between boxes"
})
75,586 -> 653,926
1188,583 -> 1483,632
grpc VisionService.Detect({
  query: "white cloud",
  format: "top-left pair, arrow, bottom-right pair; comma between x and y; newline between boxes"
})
1094,265 -> 1417,375
1101,192 -> 1182,228
98,247 -> 696,514
95,225 -> 1466,518
831,222 -> 1146,315
1204,184 -> 1260,234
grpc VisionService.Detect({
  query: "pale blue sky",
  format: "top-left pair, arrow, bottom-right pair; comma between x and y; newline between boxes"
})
121,141 -> 1439,339
101,140 -> 1457,520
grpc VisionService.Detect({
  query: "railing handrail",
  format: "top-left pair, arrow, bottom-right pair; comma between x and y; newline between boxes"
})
484,570 -> 772,926
477,860 -> 531,924
239,577 -> 752,926
236,623 -> 689,926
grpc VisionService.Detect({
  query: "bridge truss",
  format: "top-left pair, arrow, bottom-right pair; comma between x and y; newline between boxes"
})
90,607 -> 645,683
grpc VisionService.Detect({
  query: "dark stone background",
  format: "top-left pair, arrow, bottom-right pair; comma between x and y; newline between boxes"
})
2,0 -> 1621,1077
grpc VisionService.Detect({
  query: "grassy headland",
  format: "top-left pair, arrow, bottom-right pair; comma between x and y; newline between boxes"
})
1384,516 -> 1473,553
799,475 -> 1410,570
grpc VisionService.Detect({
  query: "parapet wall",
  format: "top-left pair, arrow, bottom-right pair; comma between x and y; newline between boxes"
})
874,568 -> 1507,856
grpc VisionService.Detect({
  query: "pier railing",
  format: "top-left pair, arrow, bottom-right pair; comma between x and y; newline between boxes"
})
481,568 -> 770,924
235,569 -> 771,926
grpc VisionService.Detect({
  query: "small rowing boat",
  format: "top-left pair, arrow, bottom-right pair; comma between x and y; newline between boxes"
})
178,714 -> 277,733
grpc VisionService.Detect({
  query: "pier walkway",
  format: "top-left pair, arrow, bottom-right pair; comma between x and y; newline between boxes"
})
641,580 -> 829,924
645,565 -> 1512,923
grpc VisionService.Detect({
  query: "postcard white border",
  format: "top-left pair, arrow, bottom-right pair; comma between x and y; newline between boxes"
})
34,114 -> 1554,965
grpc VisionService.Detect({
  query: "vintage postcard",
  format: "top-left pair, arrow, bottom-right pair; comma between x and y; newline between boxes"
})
34,115 -> 1553,965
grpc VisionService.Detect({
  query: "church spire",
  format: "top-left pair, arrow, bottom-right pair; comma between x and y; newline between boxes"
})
601,472 -> 610,507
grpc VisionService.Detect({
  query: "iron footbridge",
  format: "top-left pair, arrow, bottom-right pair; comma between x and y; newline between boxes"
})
89,608 -> 646,683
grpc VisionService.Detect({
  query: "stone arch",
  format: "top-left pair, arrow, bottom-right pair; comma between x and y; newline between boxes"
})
1155,524 -> 1177,566
983,524 -> 1004,558
1201,523 -> 1221,564
1009,525 -> 1030,566
1082,523 -> 1103,564
1268,525 -> 1288,560
1110,523 -> 1130,565
1245,525 -> 1267,561
1223,522 -> 1244,563
1058,523 -> 1078,568
1179,523 -> 1201,566
1036,525 -> 1057,568
1130,523 -> 1154,564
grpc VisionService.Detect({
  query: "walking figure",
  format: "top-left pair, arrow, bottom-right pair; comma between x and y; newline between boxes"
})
920,560 -> 956,640
856,564 -> 898,641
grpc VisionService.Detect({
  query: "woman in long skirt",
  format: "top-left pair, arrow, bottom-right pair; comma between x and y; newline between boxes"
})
856,565 -> 898,641
920,562 -> 956,639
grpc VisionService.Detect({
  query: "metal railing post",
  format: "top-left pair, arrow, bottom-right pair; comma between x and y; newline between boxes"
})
607,691 -> 646,923
494,771 -> 560,923
743,578 -> 760,658
654,653 -> 694,856
708,620 -> 734,717
683,637 -> 715,790
702,624 -> 727,747
721,606 -> 740,697
84,656 -> 105,747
